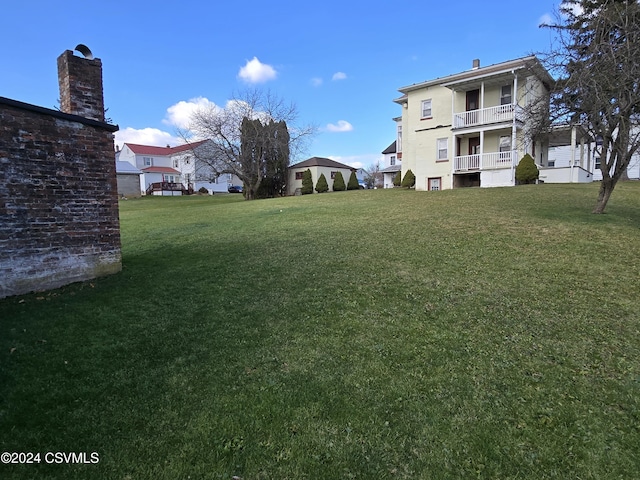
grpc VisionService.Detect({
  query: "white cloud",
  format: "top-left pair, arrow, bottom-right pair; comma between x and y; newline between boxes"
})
310,77 -> 323,87
163,96 -> 218,129
114,127 -> 183,150
538,13 -> 553,26
238,57 -> 277,84
325,120 -> 353,133
328,154 -> 383,169
332,72 -> 347,81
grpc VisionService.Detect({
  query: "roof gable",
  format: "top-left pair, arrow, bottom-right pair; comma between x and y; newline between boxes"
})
125,140 -> 207,156
382,141 -> 396,154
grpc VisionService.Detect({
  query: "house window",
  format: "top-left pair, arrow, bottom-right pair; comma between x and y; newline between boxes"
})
437,138 -> 448,161
397,125 -> 402,152
173,159 -> 179,168
390,156 -> 396,166
499,136 -> 512,152
331,171 -> 337,179
295,171 -> 304,180
143,157 -> 153,166
595,157 -> 601,169
548,160 -> 555,167
501,85 -> 512,105
421,99 -> 432,119
428,177 -> 441,191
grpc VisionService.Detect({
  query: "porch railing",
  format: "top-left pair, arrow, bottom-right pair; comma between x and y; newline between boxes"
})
454,151 -> 516,172
146,182 -> 191,195
453,104 -> 522,129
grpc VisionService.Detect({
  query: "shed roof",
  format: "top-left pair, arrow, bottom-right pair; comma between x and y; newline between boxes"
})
290,157 -> 355,170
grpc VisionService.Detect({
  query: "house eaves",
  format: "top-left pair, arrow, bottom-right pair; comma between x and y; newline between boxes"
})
397,56 -> 550,94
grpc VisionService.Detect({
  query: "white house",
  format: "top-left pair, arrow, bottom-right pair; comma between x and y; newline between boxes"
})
115,140 -> 242,194
380,139 -> 401,188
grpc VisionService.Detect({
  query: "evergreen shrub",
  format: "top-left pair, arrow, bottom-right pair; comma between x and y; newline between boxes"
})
315,173 -> 329,193
401,169 -> 416,188
515,154 -> 539,185
333,171 -> 346,191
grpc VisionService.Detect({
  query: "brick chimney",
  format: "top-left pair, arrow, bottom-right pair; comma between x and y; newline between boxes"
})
57,46 -> 105,121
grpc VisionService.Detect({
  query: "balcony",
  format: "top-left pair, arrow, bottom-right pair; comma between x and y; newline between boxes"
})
453,104 -> 522,130
454,151 -> 516,172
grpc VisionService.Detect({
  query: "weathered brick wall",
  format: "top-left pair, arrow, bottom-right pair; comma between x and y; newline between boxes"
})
0,98 -> 121,298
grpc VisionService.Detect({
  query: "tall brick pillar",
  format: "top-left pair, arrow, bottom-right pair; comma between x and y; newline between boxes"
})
57,48 -> 105,122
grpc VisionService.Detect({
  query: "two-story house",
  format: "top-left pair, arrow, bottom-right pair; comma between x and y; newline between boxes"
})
116,140 -> 242,195
394,56 -> 554,191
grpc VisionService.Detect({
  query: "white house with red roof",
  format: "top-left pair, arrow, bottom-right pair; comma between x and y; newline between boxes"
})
116,140 -> 242,195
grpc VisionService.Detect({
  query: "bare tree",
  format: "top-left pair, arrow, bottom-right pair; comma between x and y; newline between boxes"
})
183,88 -> 315,200
363,161 -> 383,189
540,0 -> 640,213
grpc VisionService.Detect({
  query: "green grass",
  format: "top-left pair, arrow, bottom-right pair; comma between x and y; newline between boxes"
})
1,183 -> 640,479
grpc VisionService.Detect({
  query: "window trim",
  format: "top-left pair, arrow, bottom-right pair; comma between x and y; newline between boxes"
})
421,99 -> 432,119
436,138 -> 448,162
501,85 -> 512,106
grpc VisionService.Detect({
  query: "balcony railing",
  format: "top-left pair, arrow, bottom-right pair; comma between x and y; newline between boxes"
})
453,104 -> 522,129
454,151 -> 516,172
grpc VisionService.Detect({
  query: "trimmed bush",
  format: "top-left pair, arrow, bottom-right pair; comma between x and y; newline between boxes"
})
198,187 -> 210,195
401,169 -> 416,188
301,169 -> 313,194
333,171 -> 346,191
515,153 -> 539,185
315,173 -> 329,193
393,171 -> 401,187
347,171 -> 360,190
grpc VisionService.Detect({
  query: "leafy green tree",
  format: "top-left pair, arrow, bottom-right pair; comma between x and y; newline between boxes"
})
332,171 -> 346,191
301,169 -> 313,194
393,171 -> 401,187
515,154 -> 539,185
347,171 -> 360,190
401,169 -> 416,188
541,0 -> 640,212
315,173 -> 329,193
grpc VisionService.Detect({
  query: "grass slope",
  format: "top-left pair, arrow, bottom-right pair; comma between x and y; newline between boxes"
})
1,183 -> 640,479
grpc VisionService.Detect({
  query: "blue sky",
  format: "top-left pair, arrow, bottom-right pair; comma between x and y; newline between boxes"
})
1,1 -> 560,168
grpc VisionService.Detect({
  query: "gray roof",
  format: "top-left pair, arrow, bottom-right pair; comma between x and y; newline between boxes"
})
382,141 -> 396,155
290,156 -> 355,170
116,160 -> 142,174
381,165 -> 401,173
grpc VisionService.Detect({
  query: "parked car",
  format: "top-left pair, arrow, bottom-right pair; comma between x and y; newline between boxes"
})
228,185 -> 243,193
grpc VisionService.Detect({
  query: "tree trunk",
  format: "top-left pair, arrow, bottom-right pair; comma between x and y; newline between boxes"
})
592,177 -> 616,214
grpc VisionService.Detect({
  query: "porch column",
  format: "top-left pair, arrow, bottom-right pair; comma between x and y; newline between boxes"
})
570,126 -> 577,182
480,130 -> 485,170
511,74 -> 518,182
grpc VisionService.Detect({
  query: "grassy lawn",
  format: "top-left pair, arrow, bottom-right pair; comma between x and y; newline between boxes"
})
1,183 -> 640,479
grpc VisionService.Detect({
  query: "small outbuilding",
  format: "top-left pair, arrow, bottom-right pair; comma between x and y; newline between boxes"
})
288,157 -> 356,194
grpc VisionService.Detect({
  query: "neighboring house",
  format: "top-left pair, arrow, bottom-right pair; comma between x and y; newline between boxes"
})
394,56 -> 555,191
115,160 -> 143,197
543,125 -> 640,183
115,140 -> 242,194
381,140 -> 401,188
288,157 -> 356,194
